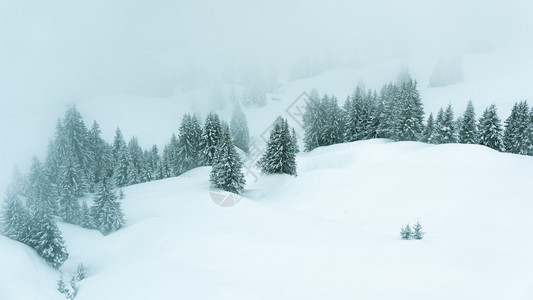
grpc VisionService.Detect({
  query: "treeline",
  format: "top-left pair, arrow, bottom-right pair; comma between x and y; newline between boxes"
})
0,103 -> 251,269
303,78 -> 533,155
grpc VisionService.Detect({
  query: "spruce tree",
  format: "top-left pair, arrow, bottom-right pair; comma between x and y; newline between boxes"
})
422,113 -> 436,144
258,117 -> 297,176
478,104 -> 504,151
412,219 -> 424,240
127,137 -> 144,185
58,152 -> 83,224
200,112 -> 223,165
396,80 -> 425,141
230,103 -> 250,153
435,104 -> 456,143
323,95 -> 345,145
87,121 -> 114,192
291,128 -> 300,153
175,114 -> 202,174
504,101 -> 532,155
303,93 -> 326,151
400,224 -> 412,240
91,176 -> 124,235
376,83 -> 399,139
209,127 -> 246,194
459,100 -> 478,144
1,192 -> 28,243
30,209 -> 69,269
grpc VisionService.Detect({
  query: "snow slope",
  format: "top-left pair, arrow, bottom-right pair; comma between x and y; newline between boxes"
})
3,139 -> 533,299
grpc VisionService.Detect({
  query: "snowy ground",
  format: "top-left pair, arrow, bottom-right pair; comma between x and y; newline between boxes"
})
2,139 -> 533,299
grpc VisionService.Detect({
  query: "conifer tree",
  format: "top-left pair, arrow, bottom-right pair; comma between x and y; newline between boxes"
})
200,112 -> 223,165
258,117 -> 297,176
412,219 -> 424,240
422,113 -> 436,143
504,101 -> 532,155
91,176 -> 124,235
209,127 -> 246,194
30,208 -> 69,269
323,95 -> 345,145
396,80 -> 425,141
291,128 -> 300,153
1,192 -> 28,243
400,224 -> 412,240
230,103 -> 250,153
303,93 -> 326,151
435,104 -> 456,143
478,104 -> 504,151
27,157 -> 58,216
175,114 -> 202,174
87,121 -> 114,192
58,152 -> 84,224
458,100 -> 478,144
80,201 -> 92,229
127,137 -> 144,185
376,83 -> 400,139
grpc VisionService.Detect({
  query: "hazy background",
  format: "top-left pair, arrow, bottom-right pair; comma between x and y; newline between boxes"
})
1,0 -> 532,192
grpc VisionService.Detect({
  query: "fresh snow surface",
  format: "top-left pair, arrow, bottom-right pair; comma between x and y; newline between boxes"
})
3,139 -> 533,299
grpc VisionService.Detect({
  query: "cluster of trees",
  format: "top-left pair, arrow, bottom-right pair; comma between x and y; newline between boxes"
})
401,219 -> 424,240
303,76 -> 533,156
0,103 -> 254,268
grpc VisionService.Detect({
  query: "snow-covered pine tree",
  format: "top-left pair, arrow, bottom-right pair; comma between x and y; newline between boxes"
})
412,219 -> 424,240
115,141 -> 131,187
1,192 -> 28,243
87,121 -> 114,192
376,83 -> 400,139
91,176 -> 124,235
80,201 -> 92,229
396,80 -> 425,141
478,104 -> 504,151
200,112 -> 223,165
209,127 -> 246,194
422,113 -> 436,143
258,117 -> 297,176
175,114 -> 202,175
504,101 -> 532,155
127,137 -> 144,185
318,95 -> 344,145
62,106 -> 91,182
230,103 -> 250,153
291,128 -> 300,153
458,100 -> 478,144
112,127 -> 126,163
435,104 -> 456,143
303,92 -> 326,151
27,157 -> 58,216
30,208 -> 69,269
400,224 -> 412,240
58,152 -> 84,224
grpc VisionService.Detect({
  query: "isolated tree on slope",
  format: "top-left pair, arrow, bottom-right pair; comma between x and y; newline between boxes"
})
478,104 -> 504,151
258,117 -> 297,176
201,113 -> 223,165
91,176 -> 124,235
412,219 -> 424,240
209,127 -> 246,194
458,100 -> 478,144
230,103 -> 250,153
400,224 -> 412,240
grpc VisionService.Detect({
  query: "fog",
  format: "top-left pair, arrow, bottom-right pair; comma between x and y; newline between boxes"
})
1,0 -> 532,191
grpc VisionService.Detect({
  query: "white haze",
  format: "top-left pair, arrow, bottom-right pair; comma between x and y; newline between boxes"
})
0,0 -> 532,192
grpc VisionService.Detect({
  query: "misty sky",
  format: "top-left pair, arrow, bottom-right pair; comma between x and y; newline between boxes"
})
1,0 -> 532,191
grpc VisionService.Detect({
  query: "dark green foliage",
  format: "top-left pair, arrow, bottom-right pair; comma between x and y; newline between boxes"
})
230,103 -> 250,153
344,88 -> 377,142
478,104 -> 504,151
209,128 -> 246,194
258,117 -> 297,176
376,83 -> 399,139
458,100 -> 478,144
91,176 -> 124,235
1,192 -> 28,243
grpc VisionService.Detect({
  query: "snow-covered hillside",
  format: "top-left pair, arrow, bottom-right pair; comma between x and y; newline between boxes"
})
3,139 -> 533,299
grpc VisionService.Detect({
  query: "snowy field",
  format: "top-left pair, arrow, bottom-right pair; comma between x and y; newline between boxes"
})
2,139 -> 533,299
